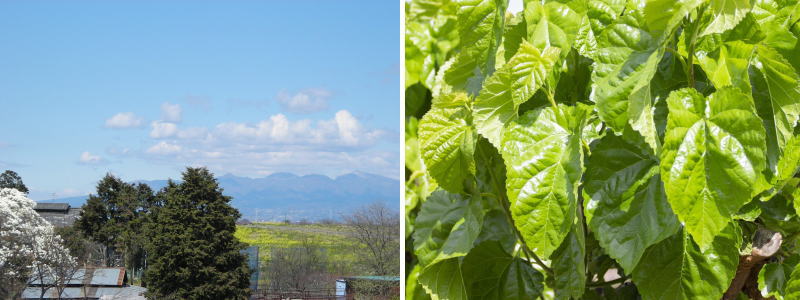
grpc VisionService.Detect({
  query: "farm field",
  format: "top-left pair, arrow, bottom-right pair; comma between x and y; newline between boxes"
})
235,222 -> 364,286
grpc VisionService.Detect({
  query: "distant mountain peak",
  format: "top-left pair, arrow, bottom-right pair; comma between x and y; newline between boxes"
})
265,172 -> 298,179
45,171 -> 399,221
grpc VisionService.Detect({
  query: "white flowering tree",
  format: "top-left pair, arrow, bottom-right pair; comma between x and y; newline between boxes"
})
0,188 -> 77,299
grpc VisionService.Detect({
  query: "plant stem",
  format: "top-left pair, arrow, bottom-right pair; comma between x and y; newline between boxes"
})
686,5 -> 707,89
545,88 -> 563,123
474,147 -> 554,275
406,170 -> 425,184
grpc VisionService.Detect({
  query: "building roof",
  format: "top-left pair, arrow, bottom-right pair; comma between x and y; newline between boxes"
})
28,268 -> 127,287
34,202 -> 70,212
21,285 -> 146,300
33,203 -> 81,227
340,276 -> 400,282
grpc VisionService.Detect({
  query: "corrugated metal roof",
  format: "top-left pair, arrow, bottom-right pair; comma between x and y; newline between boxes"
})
29,268 -> 126,287
21,285 -> 146,299
34,202 -> 70,212
341,276 -> 400,281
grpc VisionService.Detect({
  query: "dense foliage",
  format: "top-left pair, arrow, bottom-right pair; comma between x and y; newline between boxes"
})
0,170 -> 28,194
144,167 -> 250,300
76,174 -> 156,280
405,0 -> 800,299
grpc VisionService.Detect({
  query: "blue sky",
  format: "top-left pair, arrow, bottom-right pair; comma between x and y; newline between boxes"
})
0,1 -> 400,201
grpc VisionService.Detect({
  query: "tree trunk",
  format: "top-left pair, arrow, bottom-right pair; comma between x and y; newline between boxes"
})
722,228 -> 782,300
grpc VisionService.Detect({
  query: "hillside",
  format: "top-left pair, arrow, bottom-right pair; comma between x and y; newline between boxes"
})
40,172 -> 400,221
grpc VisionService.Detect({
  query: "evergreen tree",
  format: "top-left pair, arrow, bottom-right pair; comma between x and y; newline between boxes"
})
75,174 -> 153,274
144,167 -> 250,299
0,170 -> 28,194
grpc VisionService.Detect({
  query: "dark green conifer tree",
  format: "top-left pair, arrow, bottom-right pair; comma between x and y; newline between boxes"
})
144,167 -> 250,299
0,170 -> 28,194
76,174 -> 153,278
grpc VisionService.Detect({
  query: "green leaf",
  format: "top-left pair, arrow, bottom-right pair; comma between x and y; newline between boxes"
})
503,12 -> 527,62
473,42 -> 560,146
758,255 -> 800,298
501,104 -> 590,258
551,217 -> 586,300
523,1 -> 581,52
574,15 -> 598,58
409,0 -> 457,21
590,7 -> 662,152
474,210 -> 517,253
644,0 -> 704,37
407,264 -> 433,300
660,87 -> 767,250
462,241 -> 544,299
445,0 -> 507,94
585,0 -> 627,33
419,96 -> 476,193
406,116 -> 423,172
753,46 -> 800,178
584,133 -> 680,272
760,193 -> 800,235
633,225 -> 742,300
413,189 -> 484,267
781,136 -> 800,179
701,0 -> 755,36
419,258 -> 468,300
695,40 -> 755,92
786,261 -> 800,299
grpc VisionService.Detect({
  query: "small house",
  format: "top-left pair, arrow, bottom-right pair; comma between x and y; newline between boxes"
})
33,202 -> 81,227
22,267 -> 146,300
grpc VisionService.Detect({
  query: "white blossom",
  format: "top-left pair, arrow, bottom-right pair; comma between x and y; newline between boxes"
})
0,188 -> 77,298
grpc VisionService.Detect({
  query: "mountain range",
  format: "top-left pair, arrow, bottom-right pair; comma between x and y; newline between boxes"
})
40,172 -> 400,221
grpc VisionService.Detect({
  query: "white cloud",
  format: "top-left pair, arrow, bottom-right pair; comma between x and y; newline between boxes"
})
146,141 -> 182,155
135,110 -> 397,178
335,110 -> 361,145
105,112 -> 144,129
161,102 -> 182,122
212,110 -> 383,147
176,127 -> 208,139
150,121 -> 178,139
78,151 -> 105,164
276,88 -> 332,114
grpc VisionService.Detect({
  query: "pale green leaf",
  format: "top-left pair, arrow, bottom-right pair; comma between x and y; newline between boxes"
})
501,104 -> 590,258
701,0 -> 754,36
523,1 -> 581,52
695,40 -> 755,92
584,133 -> 680,272
660,87 -> 767,250
473,42 -> 560,146
419,96 -> 476,193
445,0 -> 507,94
644,0 -> 704,37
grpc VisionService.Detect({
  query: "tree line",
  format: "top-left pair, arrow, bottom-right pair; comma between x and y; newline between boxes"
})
1,167 -> 251,299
